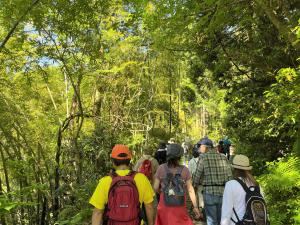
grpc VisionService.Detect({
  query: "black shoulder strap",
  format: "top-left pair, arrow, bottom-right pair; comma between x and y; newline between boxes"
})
175,166 -> 184,175
235,178 -> 250,193
231,208 -> 241,224
163,164 -> 173,184
235,178 -> 262,195
164,164 -> 183,176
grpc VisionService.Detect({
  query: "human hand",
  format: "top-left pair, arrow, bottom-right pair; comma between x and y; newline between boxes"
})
192,207 -> 202,220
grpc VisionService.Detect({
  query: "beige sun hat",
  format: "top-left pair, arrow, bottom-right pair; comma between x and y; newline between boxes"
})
231,154 -> 252,170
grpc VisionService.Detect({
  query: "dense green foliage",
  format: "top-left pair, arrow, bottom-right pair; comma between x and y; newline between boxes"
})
259,156 -> 300,225
0,0 -> 299,224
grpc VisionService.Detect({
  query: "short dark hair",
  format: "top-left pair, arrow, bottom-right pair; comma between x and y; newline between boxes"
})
112,158 -> 131,166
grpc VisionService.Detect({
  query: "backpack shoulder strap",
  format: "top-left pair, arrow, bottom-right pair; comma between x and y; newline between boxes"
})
235,178 -> 262,194
110,171 -> 136,188
164,164 -> 172,175
128,170 -> 137,177
126,171 -> 137,183
231,208 -> 241,224
163,164 -> 173,184
106,170 -> 140,216
235,178 -> 250,193
175,166 -> 184,176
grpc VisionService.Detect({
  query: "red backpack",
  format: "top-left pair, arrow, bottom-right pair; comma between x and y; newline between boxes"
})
105,171 -> 140,225
139,159 -> 152,180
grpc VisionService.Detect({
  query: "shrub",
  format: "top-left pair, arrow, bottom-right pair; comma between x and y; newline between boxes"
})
258,155 -> 300,225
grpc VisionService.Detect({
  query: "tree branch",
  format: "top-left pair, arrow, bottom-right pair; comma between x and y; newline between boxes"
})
254,0 -> 299,50
0,0 -> 41,52
215,33 -> 255,81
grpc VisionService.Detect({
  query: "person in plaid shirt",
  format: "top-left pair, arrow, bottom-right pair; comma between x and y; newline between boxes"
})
193,137 -> 232,225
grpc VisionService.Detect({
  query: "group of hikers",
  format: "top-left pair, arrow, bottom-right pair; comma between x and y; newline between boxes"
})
89,137 -> 269,225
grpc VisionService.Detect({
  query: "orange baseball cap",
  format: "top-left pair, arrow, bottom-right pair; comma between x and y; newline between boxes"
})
111,144 -> 132,160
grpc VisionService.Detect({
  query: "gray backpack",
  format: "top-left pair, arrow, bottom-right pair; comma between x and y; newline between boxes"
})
162,165 -> 185,206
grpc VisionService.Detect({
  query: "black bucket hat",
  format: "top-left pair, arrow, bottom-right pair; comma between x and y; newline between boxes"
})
166,143 -> 184,160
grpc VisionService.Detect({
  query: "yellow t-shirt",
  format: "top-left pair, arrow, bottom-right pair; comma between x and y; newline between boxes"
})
89,170 -> 154,210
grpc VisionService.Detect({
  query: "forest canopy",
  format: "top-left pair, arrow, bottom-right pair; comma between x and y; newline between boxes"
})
0,0 -> 299,224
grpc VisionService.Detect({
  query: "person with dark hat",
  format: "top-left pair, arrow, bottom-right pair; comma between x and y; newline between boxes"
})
193,137 -> 232,225
154,141 -> 167,165
153,143 -> 201,225
90,144 -> 155,225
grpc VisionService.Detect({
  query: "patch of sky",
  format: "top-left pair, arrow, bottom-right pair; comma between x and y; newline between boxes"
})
23,24 -> 60,67
139,45 -> 149,54
38,56 -> 59,67
163,13 -> 172,19
124,2 -> 137,14
24,23 -> 60,47
23,56 -> 59,71
24,23 -> 39,34
224,25 -> 237,34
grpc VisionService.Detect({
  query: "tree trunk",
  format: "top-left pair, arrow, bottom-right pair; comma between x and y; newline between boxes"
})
169,70 -> 172,136
53,126 -> 62,221
0,177 -> 7,225
40,197 -> 47,225
0,143 -> 10,193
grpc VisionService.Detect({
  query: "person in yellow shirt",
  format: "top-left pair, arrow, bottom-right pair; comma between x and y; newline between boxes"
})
90,144 -> 154,225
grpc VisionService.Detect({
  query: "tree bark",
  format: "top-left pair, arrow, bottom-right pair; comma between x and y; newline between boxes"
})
0,143 -> 10,193
0,177 -> 7,225
169,69 -> 172,136
40,197 -> 47,225
53,126 -> 62,221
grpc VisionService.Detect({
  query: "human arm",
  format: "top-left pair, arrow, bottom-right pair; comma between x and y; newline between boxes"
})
153,164 -> 163,192
139,173 -> 155,225
89,177 -> 110,224
221,182 -> 234,225
144,202 -> 154,225
92,208 -> 104,225
151,159 -> 159,183
152,159 -> 159,175
153,178 -> 160,193
186,179 -> 201,218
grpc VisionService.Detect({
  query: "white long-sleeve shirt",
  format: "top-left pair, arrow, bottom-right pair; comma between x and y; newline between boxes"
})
221,179 -> 249,225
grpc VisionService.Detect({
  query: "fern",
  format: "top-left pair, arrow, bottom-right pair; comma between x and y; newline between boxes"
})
259,155 -> 300,225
